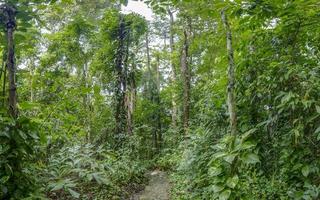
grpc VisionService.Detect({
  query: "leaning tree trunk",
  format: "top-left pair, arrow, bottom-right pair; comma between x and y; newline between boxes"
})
221,9 -> 237,135
181,30 -> 190,135
168,9 -> 178,129
4,5 -> 17,118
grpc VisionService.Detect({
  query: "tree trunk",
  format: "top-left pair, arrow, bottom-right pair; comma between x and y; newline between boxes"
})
145,29 -> 152,98
125,29 -> 133,135
221,9 -> 237,135
0,52 -> 6,107
29,64 -> 34,102
5,6 -> 17,119
155,54 -> 162,151
82,61 -> 92,141
0,53 -> 4,82
168,9 -> 178,129
114,16 -> 126,141
82,62 -> 89,107
127,65 -> 135,135
145,30 -> 158,153
2,62 -> 6,107
181,30 -> 190,135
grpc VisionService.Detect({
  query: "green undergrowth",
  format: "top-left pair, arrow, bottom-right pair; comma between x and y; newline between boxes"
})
25,143 -> 149,200
162,126 -> 320,200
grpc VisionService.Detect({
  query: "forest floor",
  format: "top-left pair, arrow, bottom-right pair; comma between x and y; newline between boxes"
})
130,170 -> 170,200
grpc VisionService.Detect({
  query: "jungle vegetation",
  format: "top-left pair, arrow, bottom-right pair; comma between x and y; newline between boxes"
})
0,0 -> 320,199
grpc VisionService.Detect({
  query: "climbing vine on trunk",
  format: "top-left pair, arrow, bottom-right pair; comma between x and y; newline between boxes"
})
1,4 -> 17,118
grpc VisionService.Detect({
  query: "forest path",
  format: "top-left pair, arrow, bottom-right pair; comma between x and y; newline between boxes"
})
130,170 -> 170,200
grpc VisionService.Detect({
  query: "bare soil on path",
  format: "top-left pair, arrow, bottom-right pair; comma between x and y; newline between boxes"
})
130,170 -> 170,200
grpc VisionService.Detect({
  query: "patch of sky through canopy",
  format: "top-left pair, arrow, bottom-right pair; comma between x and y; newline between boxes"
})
121,0 -> 154,21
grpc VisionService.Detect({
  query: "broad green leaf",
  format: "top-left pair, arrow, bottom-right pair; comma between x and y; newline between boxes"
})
50,182 -> 64,191
208,166 -> 223,176
224,154 -> 236,164
237,141 -> 256,151
67,188 -> 80,199
302,165 -> 310,177
242,153 -> 260,164
315,126 -> 320,141
212,184 -> 224,193
18,130 -> 27,140
92,173 -> 109,185
0,176 -> 10,184
241,128 -> 257,142
314,126 -> 320,133
0,131 -> 10,139
27,132 -> 39,140
226,175 -> 239,189
212,152 -> 228,159
219,189 -> 231,200
316,105 -> 320,114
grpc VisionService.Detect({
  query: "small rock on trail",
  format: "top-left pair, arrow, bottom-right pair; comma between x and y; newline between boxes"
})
130,170 -> 170,200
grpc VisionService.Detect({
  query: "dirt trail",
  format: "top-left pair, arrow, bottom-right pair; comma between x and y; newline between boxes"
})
130,170 -> 170,200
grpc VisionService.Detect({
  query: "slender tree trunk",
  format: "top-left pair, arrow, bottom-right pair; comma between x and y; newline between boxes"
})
145,29 -> 152,98
30,66 -> 34,102
82,62 -> 89,107
155,54 -> 162,151
128,47 -> 138,136
168,9 -> 178,129
145,30 -> 158,153
0,54 -> 4,82
127,64 -> 135,135
221,9 -> 237,135
82,61 -> 92,141
181,30 -> 190,135
0,53 -> 5,107
2,63 -> 6,107
5,6 -> 17,118
125,30 -> 134,135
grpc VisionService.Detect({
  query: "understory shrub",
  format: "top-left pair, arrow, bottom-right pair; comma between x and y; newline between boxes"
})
24,143 -> 148,200
170,125 -> 320,200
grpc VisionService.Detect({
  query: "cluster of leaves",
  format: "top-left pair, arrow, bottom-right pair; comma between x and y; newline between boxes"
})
0,115 -> 40,199
2,0 -> 320,199
168,127 -> 258,200
31,143 -> 147,200
155,1 -> 320,199
1,1 -> 151,198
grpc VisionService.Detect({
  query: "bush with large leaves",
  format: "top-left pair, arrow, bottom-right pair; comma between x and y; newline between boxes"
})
0,115 -> 41,199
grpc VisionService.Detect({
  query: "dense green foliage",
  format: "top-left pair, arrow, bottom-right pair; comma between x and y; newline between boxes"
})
0,0 -> 320,199
160,1 -> 320,199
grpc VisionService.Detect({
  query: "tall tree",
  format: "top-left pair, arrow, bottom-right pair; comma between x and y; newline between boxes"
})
114,15 -> 127,141
221,9 -> 237,135
155,53 -> 162,150
1,4 -> 17,118
181,29 -> 190,135
168,8 -> 178,129
145,28 -> 152,97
